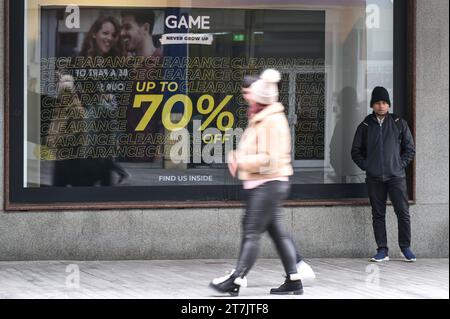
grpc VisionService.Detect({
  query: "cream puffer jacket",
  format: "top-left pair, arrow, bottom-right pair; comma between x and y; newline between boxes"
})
235,102 -> 293,181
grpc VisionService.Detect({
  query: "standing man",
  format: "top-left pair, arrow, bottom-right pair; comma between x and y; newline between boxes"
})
351,86 -> 416,262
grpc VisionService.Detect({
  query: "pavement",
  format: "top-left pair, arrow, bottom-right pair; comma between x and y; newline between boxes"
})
0,258 -> 448,299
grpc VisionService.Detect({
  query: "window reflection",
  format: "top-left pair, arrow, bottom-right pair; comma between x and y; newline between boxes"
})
25,1 -> 394,189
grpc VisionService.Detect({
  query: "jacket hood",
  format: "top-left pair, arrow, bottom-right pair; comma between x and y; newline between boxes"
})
364,112 -> 393,123
249,102 -> 285,125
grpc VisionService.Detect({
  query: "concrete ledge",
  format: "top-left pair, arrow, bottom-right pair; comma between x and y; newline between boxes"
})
0,204 -> 447,261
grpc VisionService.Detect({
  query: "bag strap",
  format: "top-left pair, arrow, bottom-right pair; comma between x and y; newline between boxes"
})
391,114 -> 404,139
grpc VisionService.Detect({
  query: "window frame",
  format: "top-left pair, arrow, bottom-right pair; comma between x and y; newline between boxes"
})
3,0 -> 416,211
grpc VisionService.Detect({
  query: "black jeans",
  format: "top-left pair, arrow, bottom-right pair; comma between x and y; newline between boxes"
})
234,181 -> 298,277
366,177 -> 411,250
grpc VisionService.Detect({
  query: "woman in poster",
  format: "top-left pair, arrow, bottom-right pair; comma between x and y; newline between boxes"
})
78,16 -> 130,186
209,69 -> 304,296
79,15 -> 125,58
50,72 -> 88,187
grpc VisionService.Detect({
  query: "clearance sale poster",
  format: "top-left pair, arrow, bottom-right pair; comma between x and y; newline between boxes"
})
37,6 -> 325,187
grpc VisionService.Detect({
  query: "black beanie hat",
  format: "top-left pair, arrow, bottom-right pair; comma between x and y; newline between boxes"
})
370,86 -> 391,107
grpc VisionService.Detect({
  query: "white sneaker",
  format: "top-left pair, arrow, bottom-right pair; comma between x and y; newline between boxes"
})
211,269 -> 248,287
297,260 -> 316,286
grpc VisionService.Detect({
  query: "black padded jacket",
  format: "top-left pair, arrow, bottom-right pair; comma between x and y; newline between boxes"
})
351,113 -> 415,181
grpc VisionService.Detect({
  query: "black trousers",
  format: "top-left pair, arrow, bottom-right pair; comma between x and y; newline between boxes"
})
234,181 -> 298,277
366,177 -> 411,250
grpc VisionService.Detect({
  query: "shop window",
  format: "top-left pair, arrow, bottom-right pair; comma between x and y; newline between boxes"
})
5,0 -> 414,209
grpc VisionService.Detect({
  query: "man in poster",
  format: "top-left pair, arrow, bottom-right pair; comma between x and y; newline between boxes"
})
120,9 -> 164,163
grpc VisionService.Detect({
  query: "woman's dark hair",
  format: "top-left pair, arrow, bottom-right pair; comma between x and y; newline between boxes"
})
242,75 -> 259,89
80,16 -> 124,57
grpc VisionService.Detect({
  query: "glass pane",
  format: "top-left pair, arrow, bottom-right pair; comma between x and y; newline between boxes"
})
24,0 -> 394,191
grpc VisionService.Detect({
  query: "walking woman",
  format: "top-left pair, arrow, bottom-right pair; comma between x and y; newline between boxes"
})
209,69 -> 303,296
